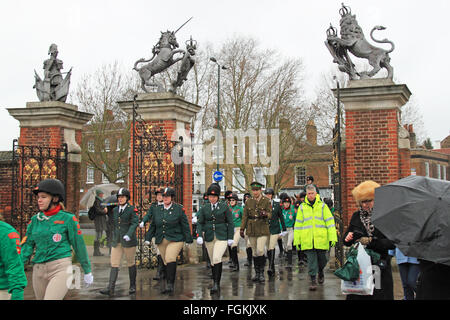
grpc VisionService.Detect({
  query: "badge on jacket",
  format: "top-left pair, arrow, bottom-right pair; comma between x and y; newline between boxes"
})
53,233 -> 62,242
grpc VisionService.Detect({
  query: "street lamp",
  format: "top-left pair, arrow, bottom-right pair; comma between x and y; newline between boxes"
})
210,57 -> 228,172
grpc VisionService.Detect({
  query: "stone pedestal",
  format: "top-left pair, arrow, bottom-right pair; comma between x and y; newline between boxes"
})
8,101 -> 93,216
118,92 -> 201,225
333,79 -> 412,225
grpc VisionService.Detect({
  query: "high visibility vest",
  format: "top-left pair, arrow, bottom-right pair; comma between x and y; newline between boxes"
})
293,195 -> 337,250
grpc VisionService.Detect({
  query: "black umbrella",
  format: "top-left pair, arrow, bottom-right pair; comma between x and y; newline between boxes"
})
372,175 -> 450,266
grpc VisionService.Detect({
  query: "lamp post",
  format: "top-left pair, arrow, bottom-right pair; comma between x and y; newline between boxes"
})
210,57 -> 227,172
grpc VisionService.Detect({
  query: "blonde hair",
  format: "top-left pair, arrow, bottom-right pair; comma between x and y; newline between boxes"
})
352,180 -> 380,205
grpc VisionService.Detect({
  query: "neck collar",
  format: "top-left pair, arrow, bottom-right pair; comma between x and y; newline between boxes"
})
44,204 -> 61,217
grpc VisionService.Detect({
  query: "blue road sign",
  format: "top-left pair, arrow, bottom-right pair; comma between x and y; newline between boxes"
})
213,171 -> 223,182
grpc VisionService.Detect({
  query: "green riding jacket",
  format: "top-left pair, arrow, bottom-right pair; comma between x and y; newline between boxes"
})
21,209 -> 91,274
0,221 -> 27,300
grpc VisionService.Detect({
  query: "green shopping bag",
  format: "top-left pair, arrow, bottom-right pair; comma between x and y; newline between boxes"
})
334,243 -> 361,281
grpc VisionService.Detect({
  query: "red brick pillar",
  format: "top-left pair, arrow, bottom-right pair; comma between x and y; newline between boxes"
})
118,93 -> 201,227
335,79 -> 412,226
8,101 -> 93,217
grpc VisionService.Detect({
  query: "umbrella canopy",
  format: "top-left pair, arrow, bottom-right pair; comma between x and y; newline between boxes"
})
372,175 -> 450,266
102,194 -> 118,207
80,183 -> 120,209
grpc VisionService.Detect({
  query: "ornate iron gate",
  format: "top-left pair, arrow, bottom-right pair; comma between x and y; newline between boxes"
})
131,97 -> 184,268
11,139 -> 68,237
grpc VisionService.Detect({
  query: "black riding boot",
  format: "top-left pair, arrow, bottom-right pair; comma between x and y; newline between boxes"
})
93,240 -> 104,256
100,267 -> 119,297
277,239 -> 284,258
252,256 -> 259,282
267,249 -> 275,277
227,246 -> 233,265
165,262 -> 177,296
159,263 -> 167,294
231,246 -> 239,272
128,265 -> 137,294
153,255 -> 163,280
210,262 -> 222,294
244,248 -> 253,267
286,250 -> 293,269
258,256 -> 266,283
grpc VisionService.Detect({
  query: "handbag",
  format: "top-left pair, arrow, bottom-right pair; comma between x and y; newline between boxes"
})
340,242 -> 375,296
334,243 -> 360,281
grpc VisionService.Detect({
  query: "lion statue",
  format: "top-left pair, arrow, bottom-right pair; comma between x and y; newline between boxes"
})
326,3 -> 395,80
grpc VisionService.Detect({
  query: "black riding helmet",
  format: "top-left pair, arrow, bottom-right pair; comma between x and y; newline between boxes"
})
33,179 -> 65,203
162,187 -> 176,198
117,188 -> 131,200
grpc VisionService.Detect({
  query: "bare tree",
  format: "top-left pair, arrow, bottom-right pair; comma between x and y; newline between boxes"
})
69,61 -> 140,183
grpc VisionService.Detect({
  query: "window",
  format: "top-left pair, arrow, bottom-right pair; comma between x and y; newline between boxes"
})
295,166 -> 306,186
87,166 -> 94,184
212,145 -> 224,161
102,164 -> 109,183
253,167 -> 267,186
253,142 -> 266,157
116,138 -> 122,151
232,168 -> 246,192
233,144 -> 245,160
104,139 -> 110,152
116,163 -> 126,183
425,162 -> 430,177
87,140 -> 94,153
437,164 -> 441,180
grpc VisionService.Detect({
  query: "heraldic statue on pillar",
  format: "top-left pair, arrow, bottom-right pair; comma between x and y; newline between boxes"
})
34,43 -> 72,102
325,3 -> 395,80
133,17 -> 197,94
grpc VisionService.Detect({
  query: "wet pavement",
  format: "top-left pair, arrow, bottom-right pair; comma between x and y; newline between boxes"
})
22,242 -> 405,300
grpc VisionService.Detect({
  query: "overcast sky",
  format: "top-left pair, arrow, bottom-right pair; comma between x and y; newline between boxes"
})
1,0 -> 449,150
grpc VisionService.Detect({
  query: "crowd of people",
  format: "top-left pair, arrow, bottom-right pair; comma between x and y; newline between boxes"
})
0,176 -> 448,300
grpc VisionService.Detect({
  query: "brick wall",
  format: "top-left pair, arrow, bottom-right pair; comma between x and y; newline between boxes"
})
0,161 -> 13,221
19,127 -> 64,147
343,108 -> 401,224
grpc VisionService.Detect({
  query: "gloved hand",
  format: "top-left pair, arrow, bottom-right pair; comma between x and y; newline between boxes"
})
196,237 -> 203,245
123,235 -> 131,241
330,241 -> 336,247
240,229 -> 245,238
192,216 -> 197,224
139,221 -> 145,228
10,289 -> 24,300
227,239 -> 234,246
358,237 -> 372,246
144,240 -> 151,246
84,273 -> 94,287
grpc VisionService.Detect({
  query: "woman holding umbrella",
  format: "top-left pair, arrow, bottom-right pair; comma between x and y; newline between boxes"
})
343,180 -> 395,300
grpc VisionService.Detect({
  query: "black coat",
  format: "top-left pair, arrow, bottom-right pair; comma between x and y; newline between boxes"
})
416,260 -> 450,300
343,210 -> 395,300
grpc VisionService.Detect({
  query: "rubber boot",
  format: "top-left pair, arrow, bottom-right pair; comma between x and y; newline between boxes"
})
159,263 -> 167,294
286,250 -> 293,269
258,256 -> 266,283
252,256 -> 259,282
99,267 -> 119,297
128,265 -> 137,294
153,255 -> 163,280
244,248 -> 253,267
231,246 -> 239,272
165,262 -> 177,296
309,275 -> 317,291
267,249 -> 275,277
93,240 -> 104,256
318,270 -> 325,284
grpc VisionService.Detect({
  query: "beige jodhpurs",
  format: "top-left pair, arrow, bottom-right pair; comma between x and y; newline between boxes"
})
282,227 -> 294,251
248,236 -> 268,257
32,257 -> 72,300
111,244 -> 136,268
157,238 -> 184,265
205,236 -> 228,265
0,290 -> 11,300
267,233 -> 280,250
231,227 -> 241,248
